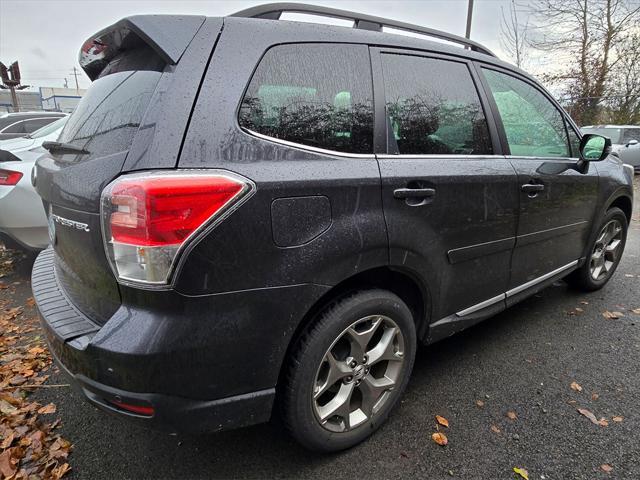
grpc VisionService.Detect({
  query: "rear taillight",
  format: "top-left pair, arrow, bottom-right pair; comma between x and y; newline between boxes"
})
101,170 -> 253,286
0,168 -> 23,186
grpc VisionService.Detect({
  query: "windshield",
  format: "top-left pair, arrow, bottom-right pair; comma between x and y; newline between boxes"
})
581,127 -> 622,144
57,70 -> 162,160
29,116 -> 68,139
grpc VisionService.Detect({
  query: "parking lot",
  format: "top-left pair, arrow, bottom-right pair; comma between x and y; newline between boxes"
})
0,177 -> 636,479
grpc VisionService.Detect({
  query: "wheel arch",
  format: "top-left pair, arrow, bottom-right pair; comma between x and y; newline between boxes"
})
607,193 -> 633,224
275,266 -> 432,396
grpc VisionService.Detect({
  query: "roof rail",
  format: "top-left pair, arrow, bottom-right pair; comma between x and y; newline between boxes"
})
230,2 -> 497,58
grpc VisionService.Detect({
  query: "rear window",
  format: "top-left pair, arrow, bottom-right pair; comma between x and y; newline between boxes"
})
29,116 -> 68,139
57,70 -> 161,160
239,43 -> 374,154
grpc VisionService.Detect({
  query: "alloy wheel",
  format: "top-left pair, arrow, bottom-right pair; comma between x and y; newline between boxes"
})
312,315 -> 405,433
590,219 -> 623,281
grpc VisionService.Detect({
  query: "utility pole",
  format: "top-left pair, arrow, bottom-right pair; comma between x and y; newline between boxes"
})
0,61 -> 29,112
465,0 -> 474,39
71,66 -> 80,92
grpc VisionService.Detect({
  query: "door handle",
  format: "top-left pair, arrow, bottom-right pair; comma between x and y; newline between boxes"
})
521,183 -> 545,194
393,187 -> 436,199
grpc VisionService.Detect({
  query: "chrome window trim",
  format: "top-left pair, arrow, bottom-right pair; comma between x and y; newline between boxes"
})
377,154 -> 505,160
505,155 -> 578,161
241,128 -> 376,159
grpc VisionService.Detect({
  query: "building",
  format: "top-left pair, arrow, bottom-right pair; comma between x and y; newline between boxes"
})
40,87 -> 87,113
0,90 -> 42,112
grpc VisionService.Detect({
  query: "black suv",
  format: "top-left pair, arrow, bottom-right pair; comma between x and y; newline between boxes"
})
33,4 -> 634,452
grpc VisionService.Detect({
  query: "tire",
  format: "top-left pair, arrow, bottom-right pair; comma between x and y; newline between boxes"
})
281,289 -> 417,452
567,207 -> 628,291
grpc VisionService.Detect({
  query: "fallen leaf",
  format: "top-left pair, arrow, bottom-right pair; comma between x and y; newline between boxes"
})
580,301 -> 589,305
435,415 -> 449,428
577,408 -> 601,425
513,467 -> 529,479
25,297 -> 35,307
431,432 -> 448,446
0,399 -> 18,415
598,417 -> 609,427
631,308 -> 640,315
490,425 -> 501,434
0,450 -> 17,478
624,274 -> 634,277
602,310 -> 622,319
51,462 -> 71,479
0,431 -> 14,449
38,403 -> 56,414
570,381 -> 583,392
9,375 -> 26,386
591,393 -> 599,401
475,400 -> 485,408
507,411 -> 517,420
601,464 -> 613,473
28,346 -> 45,355
612,416 -> 623,422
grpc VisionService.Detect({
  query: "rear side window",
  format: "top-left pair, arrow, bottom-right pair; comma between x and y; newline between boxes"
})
239,44 -> 374,154
622,128 -> 640,143
24,118 -> 57,133
381,54 -> 492,155
483,69 -> 570,158
3,121 -> 26,134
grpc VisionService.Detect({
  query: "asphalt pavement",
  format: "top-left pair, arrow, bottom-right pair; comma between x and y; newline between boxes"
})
4,178 -> 639,479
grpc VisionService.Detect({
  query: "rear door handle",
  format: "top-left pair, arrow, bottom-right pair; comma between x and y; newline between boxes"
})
393,188 -> 436,199
521,183 -> 545,193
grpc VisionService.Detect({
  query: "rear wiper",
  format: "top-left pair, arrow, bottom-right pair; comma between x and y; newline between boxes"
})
42,141 -> 90,155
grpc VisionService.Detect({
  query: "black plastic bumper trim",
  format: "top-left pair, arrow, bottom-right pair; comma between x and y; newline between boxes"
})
32,248 -> 100,341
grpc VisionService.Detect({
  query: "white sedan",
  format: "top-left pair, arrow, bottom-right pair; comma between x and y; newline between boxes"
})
0,116 -> 68,250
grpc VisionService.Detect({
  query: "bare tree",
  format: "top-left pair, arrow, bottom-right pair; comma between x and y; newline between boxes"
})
500,0 -> 529,68
604,33 -> 640,124
527,0 -> 640,125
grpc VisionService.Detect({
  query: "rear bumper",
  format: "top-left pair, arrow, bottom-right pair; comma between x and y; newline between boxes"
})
32,248 -> 330,432
58,361 -> 275,433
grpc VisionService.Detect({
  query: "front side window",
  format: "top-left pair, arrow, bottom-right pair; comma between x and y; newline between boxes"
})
381,54 -> 492,155
239,44 -> 374,154
483,69 -> 569,158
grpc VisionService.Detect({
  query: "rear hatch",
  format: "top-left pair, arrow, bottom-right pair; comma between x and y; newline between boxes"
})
35,15 -> 220,325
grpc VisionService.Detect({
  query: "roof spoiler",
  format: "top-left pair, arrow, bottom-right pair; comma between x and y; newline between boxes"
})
79,15 -> 206,81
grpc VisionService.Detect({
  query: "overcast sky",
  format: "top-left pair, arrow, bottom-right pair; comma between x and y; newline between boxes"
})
1,0 -> 537,91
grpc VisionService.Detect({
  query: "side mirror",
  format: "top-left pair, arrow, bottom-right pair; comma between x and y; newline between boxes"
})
626,139 -> 638,147
579,134 -> 611,161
